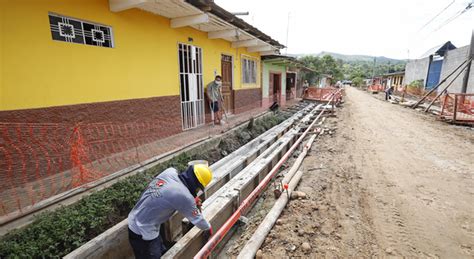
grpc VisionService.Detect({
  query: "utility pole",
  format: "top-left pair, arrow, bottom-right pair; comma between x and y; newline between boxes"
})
285,12 -> 290,55
371,57 -> 376,83
461,30 -> 474,93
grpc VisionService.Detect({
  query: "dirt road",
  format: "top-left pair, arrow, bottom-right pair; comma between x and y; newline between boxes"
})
257,87 -> 474,258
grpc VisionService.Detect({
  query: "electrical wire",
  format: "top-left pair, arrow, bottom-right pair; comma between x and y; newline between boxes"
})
434,2 -> 473,31
418,0 -> 455,32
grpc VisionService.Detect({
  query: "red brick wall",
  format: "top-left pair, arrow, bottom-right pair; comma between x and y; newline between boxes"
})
0,95 -> 182,180
0,95 -> 181,126
0,96 -> 183,214
233,88 -> 262,114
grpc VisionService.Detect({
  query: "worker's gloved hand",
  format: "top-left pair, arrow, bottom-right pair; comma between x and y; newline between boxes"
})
195,197 -> 203,211
203,226 -> 213,241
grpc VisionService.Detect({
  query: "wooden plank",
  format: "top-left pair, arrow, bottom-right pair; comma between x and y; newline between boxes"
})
162,104 -> 315,242
163,107 -> 320,258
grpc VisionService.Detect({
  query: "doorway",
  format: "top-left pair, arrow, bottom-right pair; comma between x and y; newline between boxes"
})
221,54 -> 234,114
286,72 -> 296,100
269,72 -> 282,103
178,43 -> 205,130
426,59 -> 443,90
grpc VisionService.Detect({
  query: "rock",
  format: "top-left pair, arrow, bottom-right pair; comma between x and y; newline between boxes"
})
301,242 -> 311,252
385,247 -> 394,255
286,244 -> 296,252
256,249 -> 263,259
276,219 -> 286,225
299,192 -> 307,199
291,191 -> 307,200
322,228 -> 332,236
298,229 -> 305,236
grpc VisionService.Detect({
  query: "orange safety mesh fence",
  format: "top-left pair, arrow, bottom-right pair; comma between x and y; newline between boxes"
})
304,87 -> 343,103
440,93 -> 474,124
367,84 -> 385,92
0,96 -> 290,219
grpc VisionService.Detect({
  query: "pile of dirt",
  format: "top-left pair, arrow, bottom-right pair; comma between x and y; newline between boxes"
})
220,104 -> 379,259
251,108 -> 380,258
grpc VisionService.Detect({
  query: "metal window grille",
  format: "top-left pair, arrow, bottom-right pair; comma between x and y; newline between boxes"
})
178,43 -> 205,130
48,13 -> 114,48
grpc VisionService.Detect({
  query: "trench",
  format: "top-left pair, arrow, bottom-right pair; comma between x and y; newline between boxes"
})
160,102 -> 332,259
0,102 -> 310,258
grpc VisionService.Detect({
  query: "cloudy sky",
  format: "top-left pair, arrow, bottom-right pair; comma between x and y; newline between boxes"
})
216,0 -> 474,60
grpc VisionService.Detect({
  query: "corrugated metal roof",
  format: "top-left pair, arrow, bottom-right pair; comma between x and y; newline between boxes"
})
419,41 -> 457,58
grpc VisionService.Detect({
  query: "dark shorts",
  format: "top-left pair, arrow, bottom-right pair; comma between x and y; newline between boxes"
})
128,228 -> 164,259
210,101 -> 219,112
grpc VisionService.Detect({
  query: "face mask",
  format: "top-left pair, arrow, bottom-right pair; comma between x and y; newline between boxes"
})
215,80 -> 222,85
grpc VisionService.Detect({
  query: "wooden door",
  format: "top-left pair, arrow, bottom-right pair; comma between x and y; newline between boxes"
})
221,55 -> 233,113
269,72 -> 274,98
272,73 -> 281,103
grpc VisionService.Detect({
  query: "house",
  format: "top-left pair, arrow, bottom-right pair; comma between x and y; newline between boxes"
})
438,45 -> 474,93
261,55 -> 311,107
405,41 -> 456,90
0,0 -> 284,136
383,71 -> 405,92
318,74 -> 333,88
405,41 -> 473,93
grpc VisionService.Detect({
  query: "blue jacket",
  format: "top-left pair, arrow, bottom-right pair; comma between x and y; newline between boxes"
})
128,167 -> 211,240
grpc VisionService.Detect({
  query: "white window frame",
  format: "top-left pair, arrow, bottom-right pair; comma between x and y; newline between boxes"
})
242,56 -> 258,84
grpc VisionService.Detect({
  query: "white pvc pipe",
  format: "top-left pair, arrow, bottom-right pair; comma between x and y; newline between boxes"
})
237,131 -> 320,259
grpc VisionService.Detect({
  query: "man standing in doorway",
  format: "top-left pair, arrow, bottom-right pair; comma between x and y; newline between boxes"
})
206,75 -> 223,125
302,80 -> 309,98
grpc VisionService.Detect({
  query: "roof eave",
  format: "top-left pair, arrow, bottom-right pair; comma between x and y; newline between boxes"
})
186,0 -> 285,49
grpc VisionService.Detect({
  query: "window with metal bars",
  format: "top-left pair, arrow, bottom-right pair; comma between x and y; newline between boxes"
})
48,13 -> 114,48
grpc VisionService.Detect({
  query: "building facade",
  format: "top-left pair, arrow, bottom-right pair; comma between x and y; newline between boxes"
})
261,55 -> 309,107
0,0 -> 283,135
262,60 -> 287,107
383,71 -> 405,92
404,41 -> 473,93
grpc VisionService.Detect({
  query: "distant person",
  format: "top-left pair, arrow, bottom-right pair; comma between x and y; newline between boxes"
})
206,75 -> 223,125
302,80 -> 309,98
385,86 -> 394,101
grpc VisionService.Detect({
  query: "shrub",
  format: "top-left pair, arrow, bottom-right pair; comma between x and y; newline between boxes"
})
407,79 -> 424,95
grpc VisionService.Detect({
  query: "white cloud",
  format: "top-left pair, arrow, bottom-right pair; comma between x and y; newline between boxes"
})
216,0 -> 474,59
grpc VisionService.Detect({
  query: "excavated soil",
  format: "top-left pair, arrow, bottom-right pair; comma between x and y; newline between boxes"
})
221,87 -> 474,258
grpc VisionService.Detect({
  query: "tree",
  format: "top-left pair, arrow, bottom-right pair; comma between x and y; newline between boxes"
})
299,55 -> 321,84
319,55 -> 343,81
352,77 -> 364,87
299,55 -> 344,84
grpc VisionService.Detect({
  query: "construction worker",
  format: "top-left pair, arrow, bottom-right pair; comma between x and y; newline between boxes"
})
385,86 -> 394,101
206,75 -> 223,125
128,164 -> 213,259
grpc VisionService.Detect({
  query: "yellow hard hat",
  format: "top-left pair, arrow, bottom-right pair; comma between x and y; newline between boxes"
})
193,164 -> 213,188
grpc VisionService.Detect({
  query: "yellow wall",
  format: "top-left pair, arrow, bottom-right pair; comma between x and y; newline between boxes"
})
0,3 -> 3,108
0,0 -> 260,111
